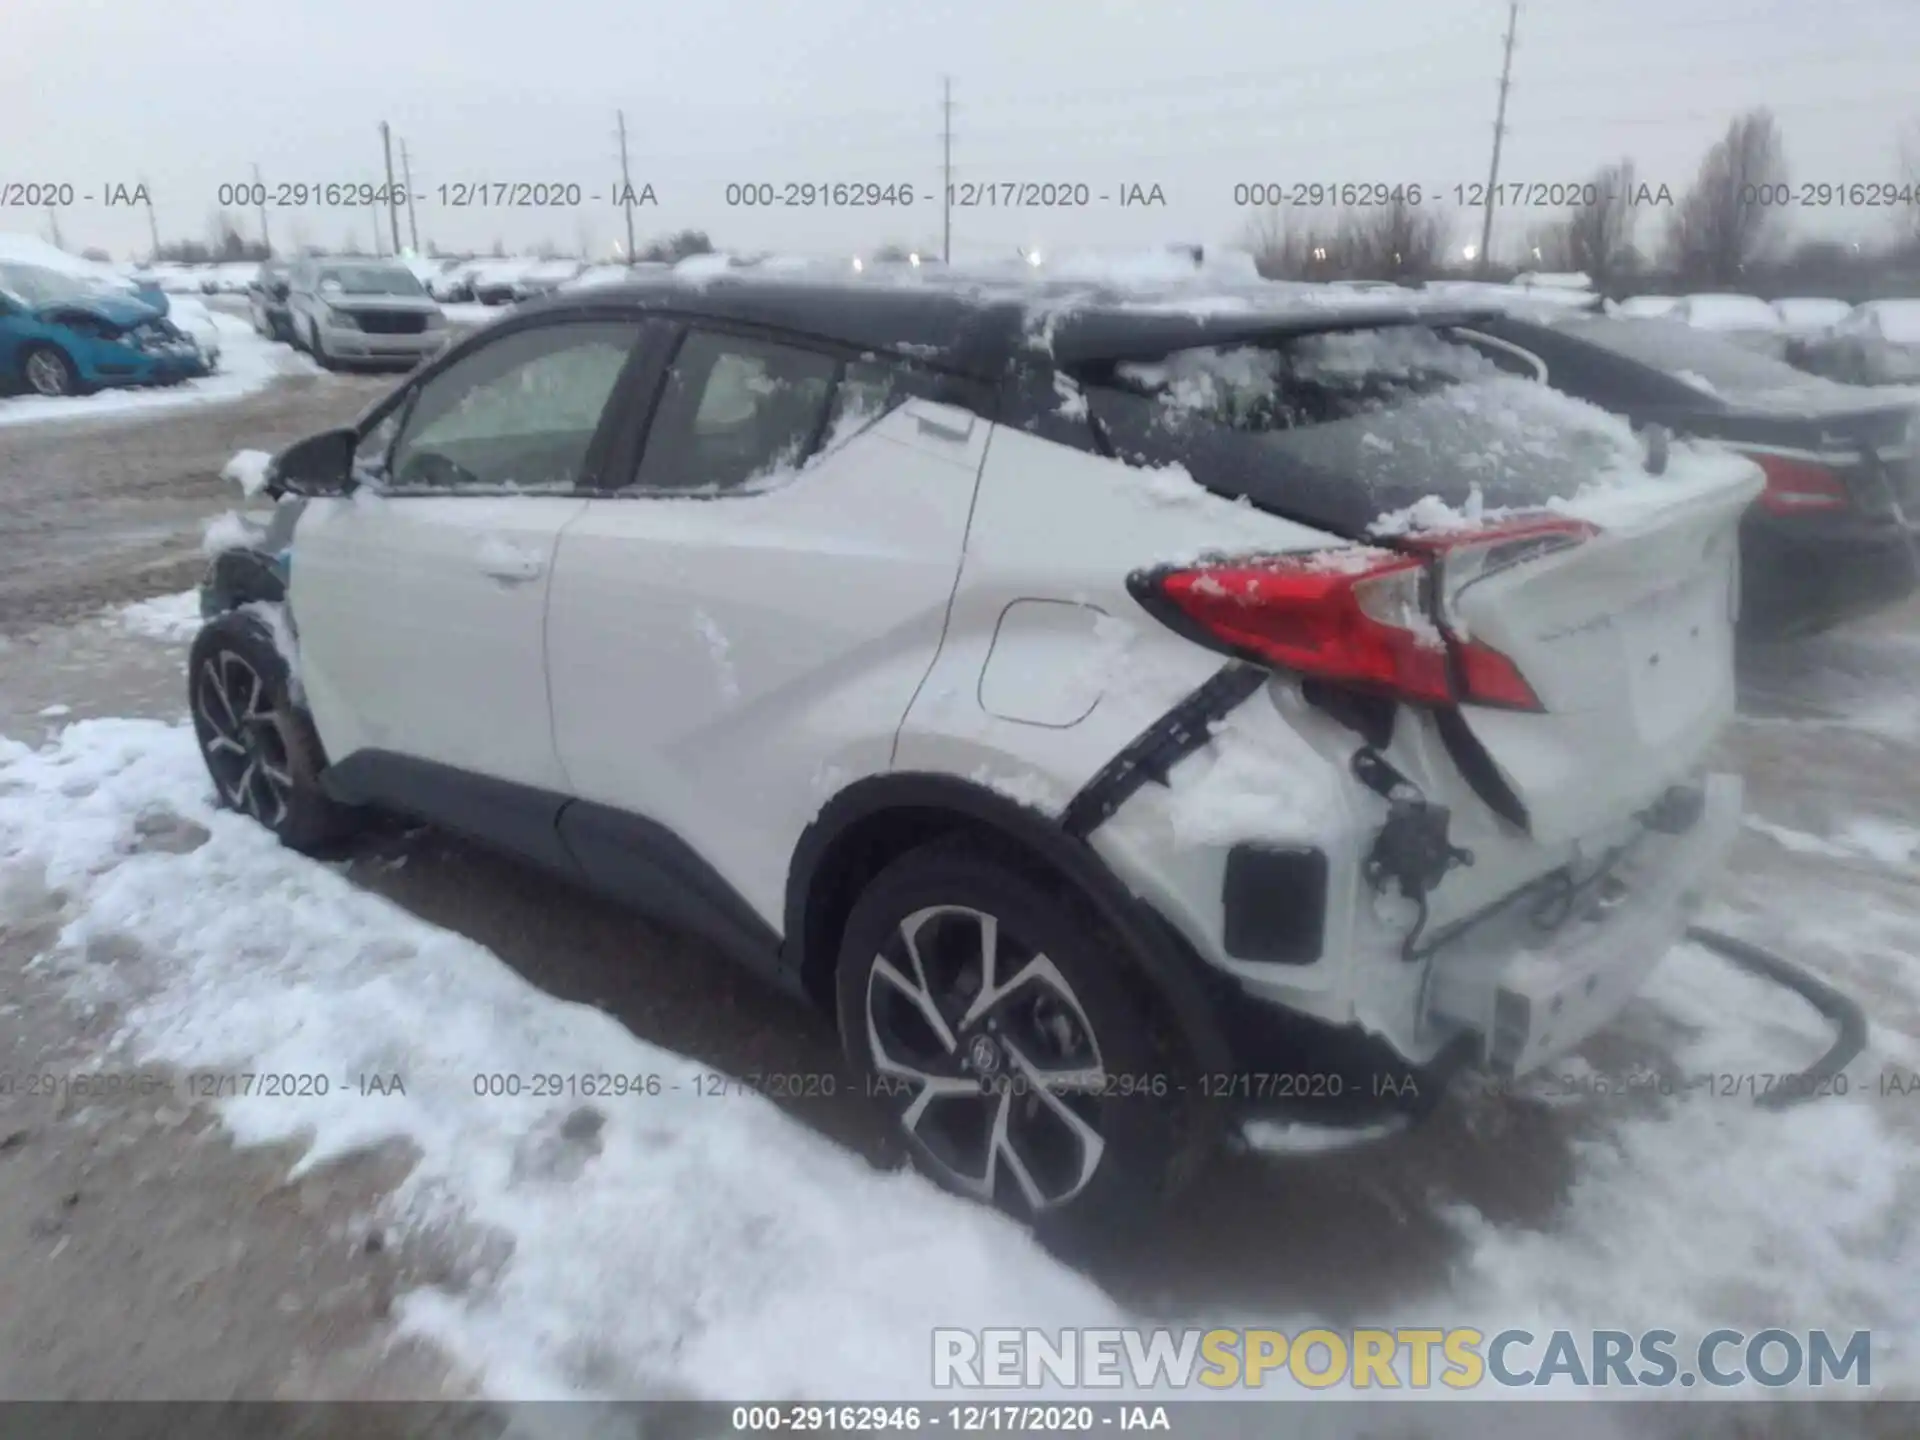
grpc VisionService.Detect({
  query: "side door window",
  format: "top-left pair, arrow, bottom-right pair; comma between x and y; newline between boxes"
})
384,320 -> 642,492
629,329 -> 842,493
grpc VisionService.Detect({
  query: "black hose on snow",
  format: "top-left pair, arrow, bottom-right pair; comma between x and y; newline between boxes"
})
1684,924 -> 1869,1111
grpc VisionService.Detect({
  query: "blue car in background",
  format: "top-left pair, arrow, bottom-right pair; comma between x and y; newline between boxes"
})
0,261 -> 209,398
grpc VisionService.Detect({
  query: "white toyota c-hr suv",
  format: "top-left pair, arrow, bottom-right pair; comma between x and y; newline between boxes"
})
188,271 -> 1758,1229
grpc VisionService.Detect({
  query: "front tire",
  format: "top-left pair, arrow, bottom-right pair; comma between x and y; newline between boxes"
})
188,611 -> 360,852
836,841 -> 1191,1233
21,343 -> 79,397
307,318 -> 336,370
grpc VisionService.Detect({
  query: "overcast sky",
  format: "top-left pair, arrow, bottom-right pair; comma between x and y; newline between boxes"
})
6,0 -> 1915,263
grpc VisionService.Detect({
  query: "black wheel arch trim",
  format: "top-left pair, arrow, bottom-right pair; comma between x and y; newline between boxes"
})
784,770 -> 1236,1077
201,547 -> 289,614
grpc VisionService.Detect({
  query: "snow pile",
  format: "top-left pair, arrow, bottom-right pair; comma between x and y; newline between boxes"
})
114,590 -> 203,644
222,449 -> 275,497
0,719 -> 1127,1402
1161,705 -> 1339,847
202,511 -> 262,557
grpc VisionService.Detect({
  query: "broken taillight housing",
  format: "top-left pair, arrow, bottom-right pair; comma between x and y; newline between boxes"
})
1131,515 -> 1597,713
1746,452 -> 1852,515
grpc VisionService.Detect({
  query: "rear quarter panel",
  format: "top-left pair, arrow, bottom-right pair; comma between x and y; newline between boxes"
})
895,424 -> 1371,1017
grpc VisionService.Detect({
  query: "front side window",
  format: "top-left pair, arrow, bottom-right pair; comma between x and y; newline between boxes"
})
631,330 -> 841,493
383,321 -> 641,491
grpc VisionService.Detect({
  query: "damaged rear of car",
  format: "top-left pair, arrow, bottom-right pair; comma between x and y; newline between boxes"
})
0,261 -> 209,398
1005,312 -> 1760,1113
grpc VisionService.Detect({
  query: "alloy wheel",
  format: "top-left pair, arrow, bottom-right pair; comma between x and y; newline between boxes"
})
864,904 -> 1109,1212
24,350 -> 71,397
192,649 -> 294,828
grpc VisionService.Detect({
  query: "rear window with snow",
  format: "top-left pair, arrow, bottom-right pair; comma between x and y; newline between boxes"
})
1083,325 -> 1650,529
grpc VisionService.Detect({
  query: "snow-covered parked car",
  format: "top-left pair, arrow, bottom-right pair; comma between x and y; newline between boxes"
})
1772,296 -> 1852,341
162,294 -> 223,370
1795,299 -> 1920,385
426,261 -> 482,304
561,262 -> 671,291
187,275 -> 1756,1228
284,258 -> 448,369
1615,295 -> 1681,320
1670,293 -> 1789,358
0,261 -> 209,396
511,259 -> 587,299
467,259 -> 539,306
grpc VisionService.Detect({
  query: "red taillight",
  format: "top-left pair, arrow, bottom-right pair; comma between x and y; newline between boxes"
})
1748,452 -> 1851,515
1138,548 -> 1547,710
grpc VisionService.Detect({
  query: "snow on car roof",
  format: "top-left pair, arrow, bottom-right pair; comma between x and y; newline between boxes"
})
1680,293 -> 1783,330
1865,299 -> 1920,343
518,262 -> 1503,377
0,233 -> 133,289
1616,295 -> 1680,317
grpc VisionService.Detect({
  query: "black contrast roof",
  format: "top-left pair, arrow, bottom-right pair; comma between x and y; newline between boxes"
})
511,273 -> 1500,379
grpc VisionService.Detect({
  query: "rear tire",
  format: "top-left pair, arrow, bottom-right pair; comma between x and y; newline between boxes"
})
21,344 -> 79,397
188,611 -> 360,852
835,840 -> 1192,1236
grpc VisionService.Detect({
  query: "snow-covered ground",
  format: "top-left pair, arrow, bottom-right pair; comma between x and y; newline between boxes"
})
0,312 -> 317,429
0,593 -> 1912,1405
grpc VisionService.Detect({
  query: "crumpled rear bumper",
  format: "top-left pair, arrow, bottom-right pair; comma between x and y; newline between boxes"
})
1419,772 -> 1742,1077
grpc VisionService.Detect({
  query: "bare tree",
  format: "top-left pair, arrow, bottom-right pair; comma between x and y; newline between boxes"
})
1564,160 -> 1639,285
1241,207 -> 1325,279
639,229 -> 714,263
1665,109 -> 1787,286
1338,197 -> 1452,281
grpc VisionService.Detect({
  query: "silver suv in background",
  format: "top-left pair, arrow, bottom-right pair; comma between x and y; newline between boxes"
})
285,260 -> 448,369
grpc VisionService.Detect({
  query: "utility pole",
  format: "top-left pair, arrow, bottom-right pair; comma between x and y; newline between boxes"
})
380,121 -> 403,254
253,162 -> 271,255
616,110 -> 638,265
142,180 -> 161,261
1477,0 -> 1519,276
400,139 -> 420,253
941,76 -> 955,264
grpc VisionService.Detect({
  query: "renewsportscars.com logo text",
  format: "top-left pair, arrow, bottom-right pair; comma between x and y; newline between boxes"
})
932,1327 -> 1872,1391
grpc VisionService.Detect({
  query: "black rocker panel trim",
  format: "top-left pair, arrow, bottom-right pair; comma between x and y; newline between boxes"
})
556,799 -> 790,990
318,750 -> 790,990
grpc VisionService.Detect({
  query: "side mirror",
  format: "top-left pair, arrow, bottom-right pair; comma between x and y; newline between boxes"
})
271,428 -> 358,497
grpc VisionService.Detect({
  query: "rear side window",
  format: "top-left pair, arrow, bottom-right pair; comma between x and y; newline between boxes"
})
634,330 -> 838,494
627,334 -> 923,495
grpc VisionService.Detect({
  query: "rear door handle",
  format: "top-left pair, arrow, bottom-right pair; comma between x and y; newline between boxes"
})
906,400 -> 976,442
477,542 -> 545,584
